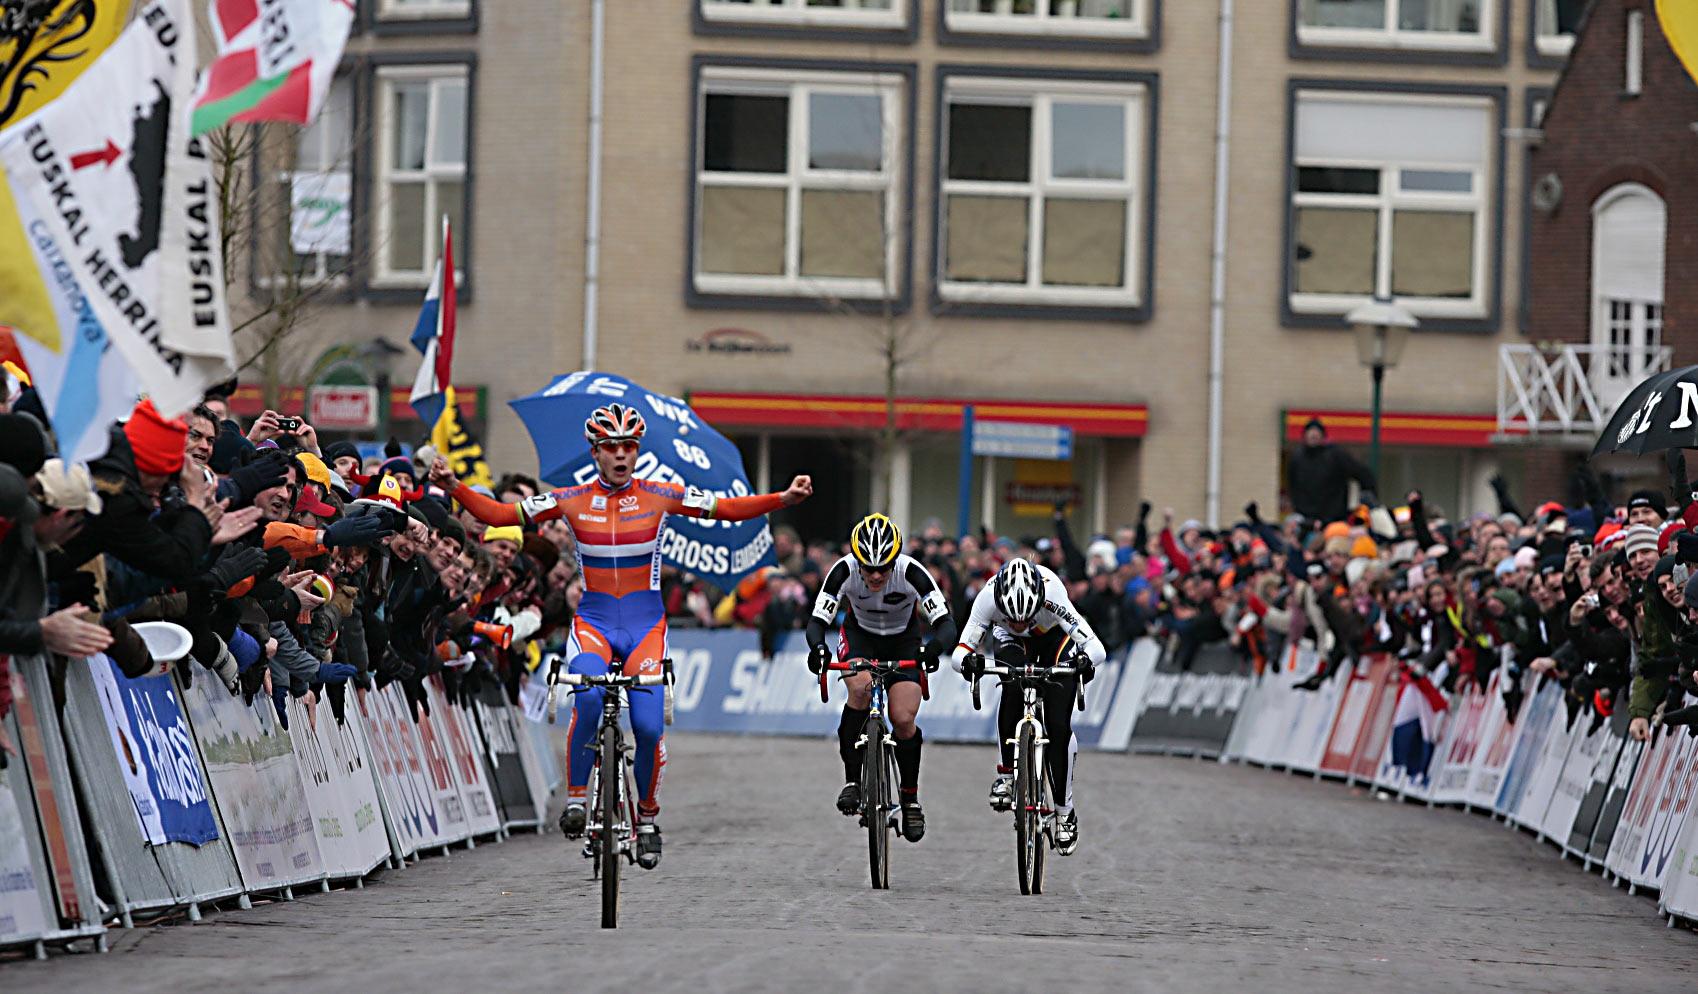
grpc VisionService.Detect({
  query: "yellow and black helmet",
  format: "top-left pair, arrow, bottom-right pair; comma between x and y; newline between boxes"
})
850,513 -> 902,570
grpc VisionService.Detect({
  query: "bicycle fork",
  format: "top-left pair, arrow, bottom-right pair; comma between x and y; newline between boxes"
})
1007,689 -> 1052,824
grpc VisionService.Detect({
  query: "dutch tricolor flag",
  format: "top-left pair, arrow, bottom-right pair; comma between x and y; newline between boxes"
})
408,216 -> 457,434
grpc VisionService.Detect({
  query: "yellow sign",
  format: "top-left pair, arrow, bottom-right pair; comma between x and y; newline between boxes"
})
1006,458 -> 1077,518
1660,0 -> 1698,87
0,1 -> 131,128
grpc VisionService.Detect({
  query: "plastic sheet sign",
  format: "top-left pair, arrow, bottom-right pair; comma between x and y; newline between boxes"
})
87,656 -> 218,846
509,372 -> 776,592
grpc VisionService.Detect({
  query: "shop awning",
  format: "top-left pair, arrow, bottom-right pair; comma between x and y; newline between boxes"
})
688,391 -> 1148,437
228,384 -> 483,423
1285,408 -> 1526,448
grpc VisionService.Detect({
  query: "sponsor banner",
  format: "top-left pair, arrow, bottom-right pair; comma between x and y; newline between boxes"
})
1494,678 -> 1563,820
1318,655 -> 1397,779
88,656 -> 218,846
1662,753 -> 1698,920
285,698 -> 387,879
178,676 -> 322,889
474,688 -> 544,828
360,686 -> 445,853
1607,724 -> 1698,888
1125,642 -> 1252,758
426,679 -> 501,837
666,629 -> 1137,747
1430,685 -> 1490,805
1574,712 -> 1634,860
1280,650 -> 1349,774
1229,646 -> 1309,767
401,685 -> 472,845
1640,731 -> 1698,892
1515,696 -> 1580,831
1543,715 -> 1607,843
1463,671 -> 1521,809
0,754 -> 50,945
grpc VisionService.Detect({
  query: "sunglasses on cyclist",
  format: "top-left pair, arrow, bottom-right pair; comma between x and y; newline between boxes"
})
595,439 -> 639,455
861,563 -> 893,578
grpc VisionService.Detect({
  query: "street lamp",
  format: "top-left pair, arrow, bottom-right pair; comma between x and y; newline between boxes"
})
358,337 -> 404,443
1345,297 -> 1418,484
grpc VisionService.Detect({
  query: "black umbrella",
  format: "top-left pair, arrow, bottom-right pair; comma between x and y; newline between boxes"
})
1593,364 -> 1698,456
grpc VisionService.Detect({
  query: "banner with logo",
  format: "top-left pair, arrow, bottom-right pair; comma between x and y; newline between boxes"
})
426,679 -> 500,837
285,697 -> 388,879
87,655 -> 218,846
0,769 -> 49,944
0,0 -> 233,417
177,675 -> 323,888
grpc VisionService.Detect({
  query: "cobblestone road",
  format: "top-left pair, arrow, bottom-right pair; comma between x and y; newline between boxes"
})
8,733 -> 1694,993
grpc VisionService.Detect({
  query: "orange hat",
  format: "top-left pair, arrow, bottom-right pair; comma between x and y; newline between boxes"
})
1350,535 -> 1379,559
1322,521 -> 1352,541
123,398 -> 187,477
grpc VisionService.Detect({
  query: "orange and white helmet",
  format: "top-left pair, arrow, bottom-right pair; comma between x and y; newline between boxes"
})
584,403 -> 646,445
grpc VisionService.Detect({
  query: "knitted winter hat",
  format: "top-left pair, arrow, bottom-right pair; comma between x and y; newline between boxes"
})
122,399 -> 187,477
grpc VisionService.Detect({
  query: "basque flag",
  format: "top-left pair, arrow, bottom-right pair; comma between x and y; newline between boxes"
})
408,216 -> 456,433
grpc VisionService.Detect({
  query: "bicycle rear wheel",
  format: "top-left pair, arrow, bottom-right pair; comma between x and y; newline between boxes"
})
1015,721 -> 1044,895
864,717 -> 890,890
599,723 -> 622,928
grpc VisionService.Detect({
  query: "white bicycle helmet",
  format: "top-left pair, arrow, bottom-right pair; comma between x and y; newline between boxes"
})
994,558 -> 1044,625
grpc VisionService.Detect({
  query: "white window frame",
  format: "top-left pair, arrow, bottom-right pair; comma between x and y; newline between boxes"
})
937,76 -> 1145,308
264,74 -> 354,289
944,0 -> 1150,40
1590,183 -> 1665,388
693,66 -> 905,301
699,0 -> 906,30
376,0 -> 471,21
373,64 -> 469,289
1295,0 -> 1496,53
1533,0 -> 1577,58
1289,91 -> 1492,320
1625,9 -> 1644,96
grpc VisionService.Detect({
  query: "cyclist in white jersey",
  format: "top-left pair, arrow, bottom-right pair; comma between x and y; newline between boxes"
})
806,514 -> 957,842
953,557 -> 1105,855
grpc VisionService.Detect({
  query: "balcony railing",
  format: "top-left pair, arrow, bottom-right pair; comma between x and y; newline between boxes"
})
1497,342 -> 1675,441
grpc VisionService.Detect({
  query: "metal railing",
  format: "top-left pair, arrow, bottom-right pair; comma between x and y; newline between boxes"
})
1497,342 -> 1674,438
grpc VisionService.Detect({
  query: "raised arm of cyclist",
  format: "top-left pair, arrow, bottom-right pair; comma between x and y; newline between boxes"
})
441,468 -> 811,527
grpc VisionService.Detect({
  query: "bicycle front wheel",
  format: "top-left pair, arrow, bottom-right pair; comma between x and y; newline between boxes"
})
1015,721 -> 1045,896
864,718 -> 890,890
599,723 -> 622,928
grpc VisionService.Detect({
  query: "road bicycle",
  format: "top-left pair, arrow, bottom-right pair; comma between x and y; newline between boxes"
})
967,656 -> 1083,895
816,657 -> 927,889
547,655 -> 672,929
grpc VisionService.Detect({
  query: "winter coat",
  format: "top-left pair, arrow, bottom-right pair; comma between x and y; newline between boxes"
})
1287,442 -> 1377,523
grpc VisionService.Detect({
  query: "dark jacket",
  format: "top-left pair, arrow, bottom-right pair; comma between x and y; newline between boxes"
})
49,426 -> 212,588
1287,442 -> 1377,524
0,465 -> 47,654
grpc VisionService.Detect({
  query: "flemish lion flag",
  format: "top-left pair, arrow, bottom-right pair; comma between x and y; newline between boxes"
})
0,0 -> 131,128
190,0 -> 355,136
1659,0 -> 1698,88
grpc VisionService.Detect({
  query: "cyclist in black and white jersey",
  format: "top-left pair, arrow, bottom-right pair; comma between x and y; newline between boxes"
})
953,557 -> 1106,855
805,513 -> 957,843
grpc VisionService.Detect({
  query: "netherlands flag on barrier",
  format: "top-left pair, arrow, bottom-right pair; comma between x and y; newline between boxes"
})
1390,663 -> 1449,784
407,217 -> 457,434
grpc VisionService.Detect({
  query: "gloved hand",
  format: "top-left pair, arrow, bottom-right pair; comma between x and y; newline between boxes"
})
917,641 -> 940,673
207,639 -> 240,694
228,450 -> 289,505
958,652 -> 985,679
271,685 -> 290,730
1070,649 -> 1096,684
315,662 -> 359,685
325,680 -> 348,725
208,422 -> 250,475
322,513 -> 395,549
207,545 -> 269,591
1243,500 -> 1261,524
807,643 -> 831,675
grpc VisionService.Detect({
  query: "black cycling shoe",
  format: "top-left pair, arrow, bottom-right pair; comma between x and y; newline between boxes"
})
900,802 -> 926,843
635,824 -> 662,870
836,782 -> 862,816
558,802 -> 586,838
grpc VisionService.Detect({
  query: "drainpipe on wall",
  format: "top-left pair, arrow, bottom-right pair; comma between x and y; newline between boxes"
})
582,0 -> 606,370
1204,0 -> 1235,529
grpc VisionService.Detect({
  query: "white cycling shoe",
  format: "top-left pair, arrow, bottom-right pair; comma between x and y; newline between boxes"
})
988,774 -> 1014,812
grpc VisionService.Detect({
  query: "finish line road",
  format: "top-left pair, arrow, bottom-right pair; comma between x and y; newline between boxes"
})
7,733 -> 1692,993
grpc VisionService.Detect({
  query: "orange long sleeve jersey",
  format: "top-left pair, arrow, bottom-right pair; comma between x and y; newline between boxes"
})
451,478 -> 784,597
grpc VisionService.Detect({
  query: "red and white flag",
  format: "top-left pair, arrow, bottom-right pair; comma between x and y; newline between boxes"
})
189,0 -> 355,136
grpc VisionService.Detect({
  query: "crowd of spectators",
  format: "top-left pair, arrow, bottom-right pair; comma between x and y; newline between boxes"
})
2,382 -> 1694,771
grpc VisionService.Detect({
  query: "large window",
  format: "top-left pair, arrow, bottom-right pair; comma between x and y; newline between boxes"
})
699,0 -> 905,30
1533,0 -> 1584,58
1296,0 -> 1494,51
693,66 -> 904,301
944,0 -> 1150,41
374,65 -> 469,287
266,75 -> 353,287
937,76 -> 1147,309
1591,184 -> 1665,390
1289,89 -> 1494,320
